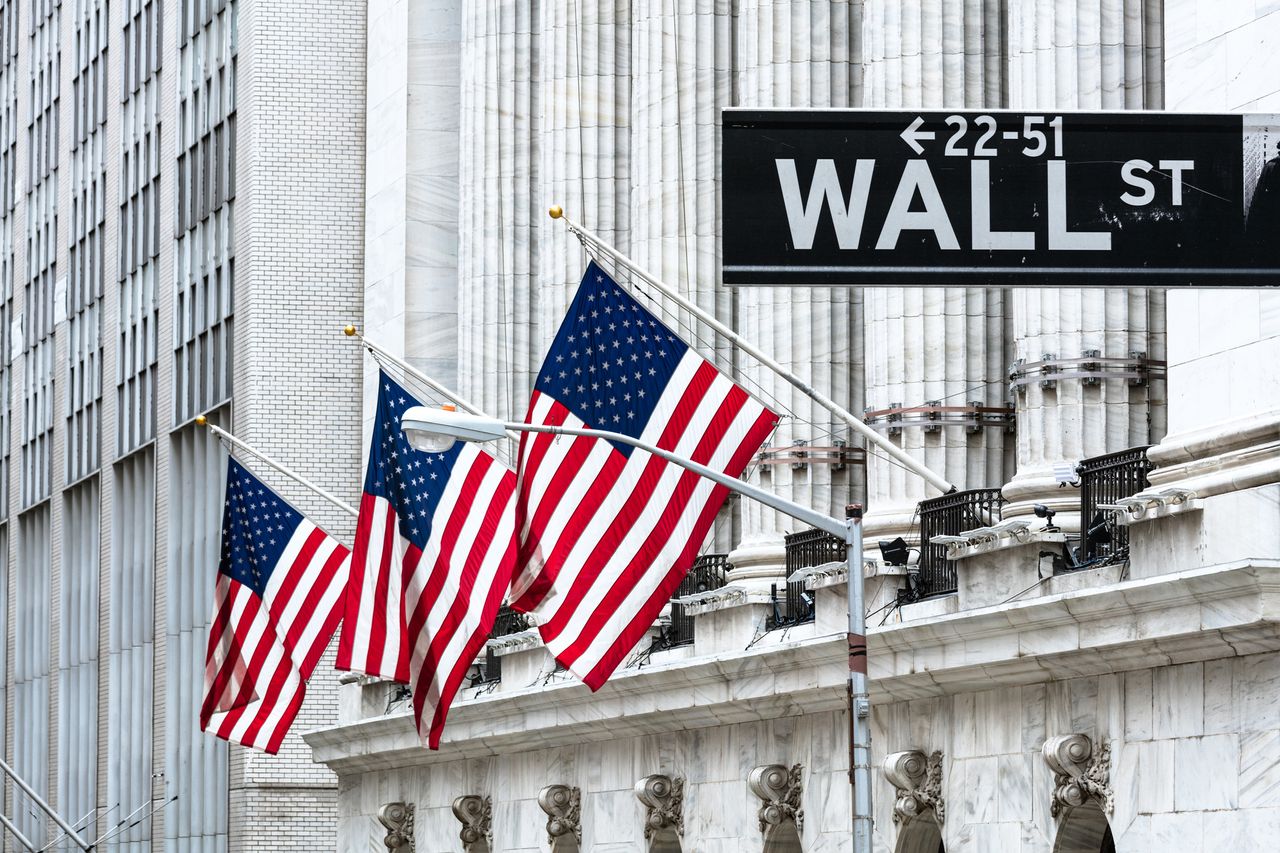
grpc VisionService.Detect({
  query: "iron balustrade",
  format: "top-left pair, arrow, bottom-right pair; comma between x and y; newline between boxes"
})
769,528 -> 844,629
475,604 -> 532,684
661,553 -> 729,649
916,488 -> 1005,598
1077,446 -> 1152,564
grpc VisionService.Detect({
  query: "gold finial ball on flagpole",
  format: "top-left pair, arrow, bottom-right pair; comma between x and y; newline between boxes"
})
343,324 -> 357,337
195,415 -> 207,427
548,205 -> 563,220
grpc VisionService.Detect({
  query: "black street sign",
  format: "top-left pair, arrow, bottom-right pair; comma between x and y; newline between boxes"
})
721,110 -> 1280,286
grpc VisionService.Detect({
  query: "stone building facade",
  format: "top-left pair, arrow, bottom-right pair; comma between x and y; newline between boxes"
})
308,1 -> 1280,852
0,0 -> 366,850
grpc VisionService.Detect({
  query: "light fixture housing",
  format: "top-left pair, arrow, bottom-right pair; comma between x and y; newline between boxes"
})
401,406 -> 507,453
879,537 -> 910,566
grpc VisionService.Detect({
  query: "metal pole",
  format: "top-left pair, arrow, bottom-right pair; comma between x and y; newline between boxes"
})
0,811 -> 37,852
343,325 -> 524,445
845,503 -> 873,853
498,421 -> 846,538
550,206 -> 955,494
195,418 -> 359,518
0,757 -> 91,851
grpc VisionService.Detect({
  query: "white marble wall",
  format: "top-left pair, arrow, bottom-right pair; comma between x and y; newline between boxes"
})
858,0 -> 1011,551
335,713 -> 854,853
729,1 -> 863,577
1001,0 -> 1168,527
874,654 -> 1280,851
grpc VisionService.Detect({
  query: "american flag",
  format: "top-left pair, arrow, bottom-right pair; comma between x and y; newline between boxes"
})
201,458 -> 350,754
336,371 -> 517,748
511,262 -> 779,688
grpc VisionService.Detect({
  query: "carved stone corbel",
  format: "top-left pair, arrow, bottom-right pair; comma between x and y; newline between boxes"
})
377,802 -> 415,851
883,750 -> 945,825
1042,734 -> 1113,818
748,763 -> 804,834
452,795 -> 493,850
538,784 -> 582,844
634,775 -> 684,839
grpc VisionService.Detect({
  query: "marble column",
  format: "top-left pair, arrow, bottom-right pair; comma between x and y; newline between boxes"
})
729,0 -> 863,585
1001,0 -> 1167,527
859,0 -> 1011,555
458,0 -> 542,421
536,1 -> 631,345
629,0 -> 741,552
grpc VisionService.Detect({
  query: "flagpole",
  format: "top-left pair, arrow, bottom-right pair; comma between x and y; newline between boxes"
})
195,416 -> 359,518
342,325 -> 524,445
548,205 -> 956,495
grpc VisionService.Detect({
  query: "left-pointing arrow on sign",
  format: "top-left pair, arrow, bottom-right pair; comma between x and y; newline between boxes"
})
900,116 -> 935,155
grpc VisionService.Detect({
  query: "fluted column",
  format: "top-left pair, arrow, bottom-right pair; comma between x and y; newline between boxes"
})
629,0 -> 739,551
537,1 -> 631,342
1001,0 -> 1167,528
458,1 -> 542,421
859,0 -> 1011,555
729,1 -> 863,585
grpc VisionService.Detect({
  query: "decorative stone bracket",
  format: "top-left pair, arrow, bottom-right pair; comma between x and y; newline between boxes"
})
378,802 -> 415,851
452,795 -> 493,851
539,784 -> 582,845
635,775 -> 684,839
1042,734 -> 1113,818
748,763 -> 804,834
883,750 -> 945,825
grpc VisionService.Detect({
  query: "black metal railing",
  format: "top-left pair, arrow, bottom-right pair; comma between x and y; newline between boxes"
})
1077,446 -> 1152,563
917,488 -> 1005,598
659,553 -> 729,649
768,528 -> 843,629
474,605 -> 532,684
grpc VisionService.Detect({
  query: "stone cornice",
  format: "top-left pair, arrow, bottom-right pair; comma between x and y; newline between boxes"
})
306,560 -> 1280,772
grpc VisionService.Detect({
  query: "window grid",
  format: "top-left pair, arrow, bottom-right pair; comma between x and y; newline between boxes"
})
172,0 -> 234,424
109,448 -> 154,853
117,0 -> 160,456
15,505 -> 51,844
21,0 -> 57,507
165,421 -> 228,853
67,0 -> 107,482
0,0 -> 19,517
59,478 -> 100,842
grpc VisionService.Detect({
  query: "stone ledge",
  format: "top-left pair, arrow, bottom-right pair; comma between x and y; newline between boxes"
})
308,560 -> 1280,773
872,559 -> 1280,701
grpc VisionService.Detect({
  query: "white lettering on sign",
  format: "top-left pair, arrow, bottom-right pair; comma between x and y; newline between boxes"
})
876,160 -> 959,251
1121,159 -> 1156,206
971,160 -> 1034,250
1047,160 -> 1111,251
1121,158 -> 1196,207
776,158 -> 875,250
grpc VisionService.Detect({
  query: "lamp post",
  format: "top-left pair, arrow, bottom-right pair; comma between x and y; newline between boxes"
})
400,407 -> 875,853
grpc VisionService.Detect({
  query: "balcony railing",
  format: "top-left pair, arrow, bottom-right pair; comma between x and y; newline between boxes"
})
660,553 -> 730,649
1077,445 -> 1152,564
917,488 -> 1005,598
769,528 -> 843,629
474,604 -> 532,684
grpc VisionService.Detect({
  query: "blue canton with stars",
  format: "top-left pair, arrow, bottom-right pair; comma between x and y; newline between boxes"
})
219,458 -> 306,598
536,261 -> 690,457
364,371 -> 465,552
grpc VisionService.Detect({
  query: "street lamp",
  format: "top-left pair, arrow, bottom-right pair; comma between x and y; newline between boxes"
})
401,406 -> 875,853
